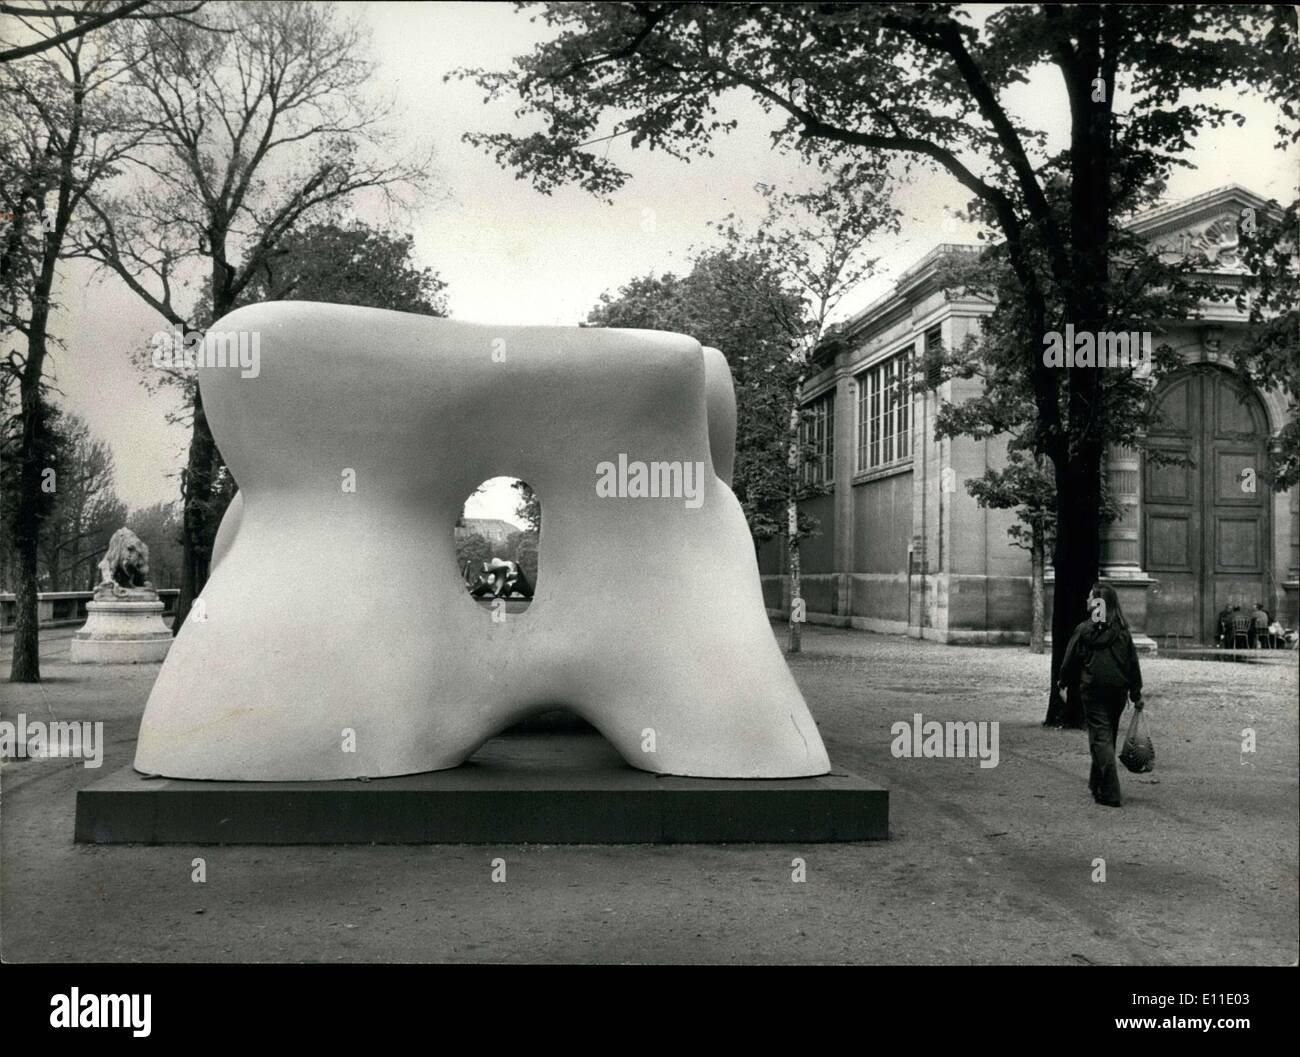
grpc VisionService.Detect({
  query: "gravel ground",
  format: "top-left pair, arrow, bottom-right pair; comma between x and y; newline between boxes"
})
1,623 -> 1295,964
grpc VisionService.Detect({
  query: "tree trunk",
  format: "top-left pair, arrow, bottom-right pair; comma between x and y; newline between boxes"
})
10,336 -> 50,682
10,518 -> 41,682
47,543 -> 62,593
172,251 -> 237,634
173,386 -> 217,635
7,57 -> 83,681
786,384 -> 803,653
787,507 -> 802,653
1044,445 -> 1103,727
1030,523 -> 1045,654
1044,12 -> 1112,725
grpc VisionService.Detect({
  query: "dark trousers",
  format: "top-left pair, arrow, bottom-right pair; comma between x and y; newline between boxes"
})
1084,691 -> 1126,805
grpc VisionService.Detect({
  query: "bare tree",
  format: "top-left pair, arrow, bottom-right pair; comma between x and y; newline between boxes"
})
76,0 -> 434,633
1,0 -> 151,680
0,1 -> 207,65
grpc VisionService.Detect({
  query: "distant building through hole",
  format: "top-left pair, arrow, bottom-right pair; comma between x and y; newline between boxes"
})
455,476 -> 539,616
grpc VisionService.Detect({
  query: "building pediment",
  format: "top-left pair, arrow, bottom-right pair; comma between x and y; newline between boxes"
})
823,184 -> 1280,356
1128,184 -> 1282,274
1147,211 -> 1248,272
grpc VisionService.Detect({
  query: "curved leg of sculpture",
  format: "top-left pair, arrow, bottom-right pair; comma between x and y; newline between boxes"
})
701,346 -> 737,487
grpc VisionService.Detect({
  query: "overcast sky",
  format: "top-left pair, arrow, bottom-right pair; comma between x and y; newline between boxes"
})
44,1 -> 1297,524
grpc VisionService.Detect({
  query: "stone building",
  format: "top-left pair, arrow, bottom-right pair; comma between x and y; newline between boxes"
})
759,185 -> 1298,648
455,517 -> 520,548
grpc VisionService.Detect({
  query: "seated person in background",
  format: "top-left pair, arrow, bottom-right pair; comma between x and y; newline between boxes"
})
1251,602 -> 1270,648
1216,604 -> 1233,647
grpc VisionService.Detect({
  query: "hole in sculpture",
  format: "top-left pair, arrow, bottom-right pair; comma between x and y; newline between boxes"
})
456,476 -> 539,616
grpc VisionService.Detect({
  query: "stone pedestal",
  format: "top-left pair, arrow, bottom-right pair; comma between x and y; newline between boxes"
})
78,733 -> 887,844
71,595 -> 172,664
1044,572 -> 1160,653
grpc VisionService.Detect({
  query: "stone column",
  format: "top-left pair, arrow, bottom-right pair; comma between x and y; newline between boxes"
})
1282,482 -> 1299,627
1100,443 -> 1159,652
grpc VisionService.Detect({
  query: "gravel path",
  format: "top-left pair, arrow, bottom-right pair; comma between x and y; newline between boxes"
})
2,624 -> 1295,964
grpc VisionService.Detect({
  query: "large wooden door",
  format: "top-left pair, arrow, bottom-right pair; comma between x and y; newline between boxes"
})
1144,366 -> 1270,643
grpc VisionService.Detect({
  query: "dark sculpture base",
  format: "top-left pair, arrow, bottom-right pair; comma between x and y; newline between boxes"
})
75,732 -> 888,844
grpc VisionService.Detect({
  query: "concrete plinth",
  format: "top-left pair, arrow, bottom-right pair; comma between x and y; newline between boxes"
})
70,598 -> 172,664
1046,575 -> 1161,653
76,733 -> 888,844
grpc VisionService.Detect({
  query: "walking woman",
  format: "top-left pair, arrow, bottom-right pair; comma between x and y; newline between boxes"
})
1058,583 -> 1144,807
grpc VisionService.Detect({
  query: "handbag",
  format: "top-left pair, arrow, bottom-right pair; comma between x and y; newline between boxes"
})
1119,707 -> 1155,773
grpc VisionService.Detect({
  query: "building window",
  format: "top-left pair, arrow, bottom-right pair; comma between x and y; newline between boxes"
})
924,325 -> 944,388
856,349 -> 912,472
801,391 -> 835,486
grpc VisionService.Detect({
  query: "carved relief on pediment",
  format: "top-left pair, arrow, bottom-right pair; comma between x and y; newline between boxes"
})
1150,212 -> 1247,271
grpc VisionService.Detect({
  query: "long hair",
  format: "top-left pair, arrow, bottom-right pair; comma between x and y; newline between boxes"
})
1088,581 -> 1128,631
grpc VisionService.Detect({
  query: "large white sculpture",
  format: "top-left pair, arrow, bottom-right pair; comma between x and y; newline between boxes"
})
134,303 -> 829,780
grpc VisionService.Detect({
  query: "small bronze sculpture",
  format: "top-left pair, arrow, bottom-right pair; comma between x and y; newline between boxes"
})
467,557 -> 534,600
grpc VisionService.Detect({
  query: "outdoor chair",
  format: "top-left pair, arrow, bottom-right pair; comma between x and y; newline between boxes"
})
1231,614 -> 1252,649
1253,615 -> 1270,648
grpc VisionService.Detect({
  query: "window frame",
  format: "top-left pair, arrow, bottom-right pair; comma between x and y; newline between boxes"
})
800,389 -> 836,488
855,347 -> 913,475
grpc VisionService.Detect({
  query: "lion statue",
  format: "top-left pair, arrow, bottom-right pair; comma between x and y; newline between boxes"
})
95,528 -> 153,597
